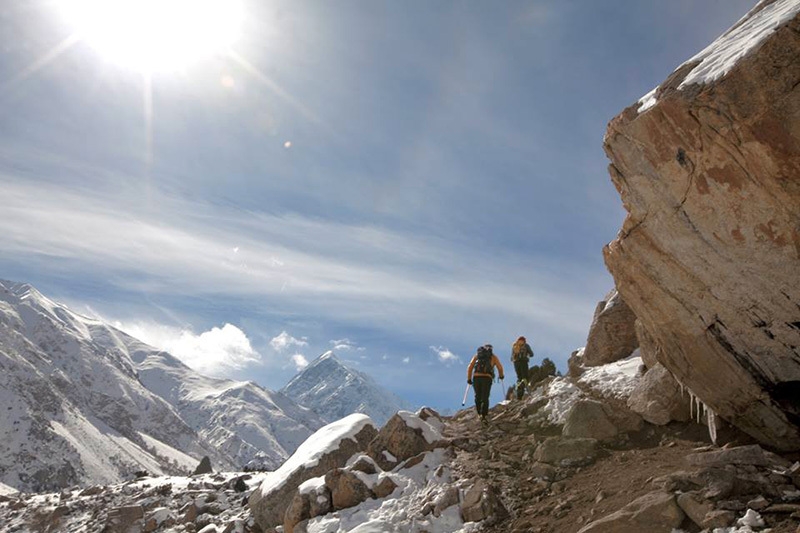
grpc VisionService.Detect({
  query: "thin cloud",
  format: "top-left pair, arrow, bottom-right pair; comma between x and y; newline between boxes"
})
402,357 -> 410,364
270,331 -> 308,352
430,346 -> 460,365
115,321 -> 261,378
329,338 -> 360,351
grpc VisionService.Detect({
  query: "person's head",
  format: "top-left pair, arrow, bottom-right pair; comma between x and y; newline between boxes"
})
485,344 -> 493,353
518,336 -> 526,343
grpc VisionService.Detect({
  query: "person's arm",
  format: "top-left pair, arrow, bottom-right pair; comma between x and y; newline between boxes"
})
467,356 -> 476,383
493,356 -> 504,380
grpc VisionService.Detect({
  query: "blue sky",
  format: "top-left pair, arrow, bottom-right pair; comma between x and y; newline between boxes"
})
0,0 -> 754,409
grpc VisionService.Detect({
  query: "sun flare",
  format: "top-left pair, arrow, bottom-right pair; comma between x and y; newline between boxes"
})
59,0 -> 243,73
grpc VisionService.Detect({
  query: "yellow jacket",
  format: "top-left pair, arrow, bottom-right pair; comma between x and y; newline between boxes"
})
467,354 -> 504,380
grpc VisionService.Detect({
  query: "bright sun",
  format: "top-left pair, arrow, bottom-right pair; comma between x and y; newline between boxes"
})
59,0 -> 243,73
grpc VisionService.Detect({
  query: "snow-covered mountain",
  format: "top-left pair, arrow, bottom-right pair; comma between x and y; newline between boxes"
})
130,345 -> 326,471
0,280 -> 323,491
280,351 -> 413,426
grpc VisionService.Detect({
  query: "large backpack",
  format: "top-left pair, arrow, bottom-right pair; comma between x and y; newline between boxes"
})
474,346 -> 494,377
512,341 -> 531,362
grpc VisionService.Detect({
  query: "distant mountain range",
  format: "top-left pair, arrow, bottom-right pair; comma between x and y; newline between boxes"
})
0,280 -> 411,492
281,351 -> 413,426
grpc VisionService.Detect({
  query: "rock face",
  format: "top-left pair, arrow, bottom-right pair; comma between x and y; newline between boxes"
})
582,289 -> 639,367
248,414 -> 378,530
603,3 -> 800,450
366,408 -> 446,470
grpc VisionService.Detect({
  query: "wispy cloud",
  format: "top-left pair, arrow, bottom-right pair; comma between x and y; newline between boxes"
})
270,331 -> 308,353
329,338 -> 362,351
115,321 -> 260,377
430,346 -> 459,365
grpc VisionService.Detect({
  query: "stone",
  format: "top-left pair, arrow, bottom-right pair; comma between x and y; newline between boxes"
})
529,462 -> 557,481
627,363 -> 691,425
367,410 -> 445,470
635,320 -> 659,370
686,444 -> 791,469
192,457 -> 213,476
249,414 -> 378,530
325,468 -> 374,511
677,492 -> 714,528
106,505 -> 145,532
563,400 -> 619,441
348,455 -> 379,475
433,486 -> 460,517
602,5 -> 800,451
373,476 -> 397,499
577,491 -> 684,533
459,479 -> 509,524
283,482 -> 332,533
747,495 -> 770,511
702,509 -> 736,529
533,437 -> 598,467
582,289 -> 639,367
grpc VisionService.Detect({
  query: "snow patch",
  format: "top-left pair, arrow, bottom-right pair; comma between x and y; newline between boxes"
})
397,410 -> 444,444
299,475 -> 327,495
256,413 -> 375,498
578,353 -> 643,399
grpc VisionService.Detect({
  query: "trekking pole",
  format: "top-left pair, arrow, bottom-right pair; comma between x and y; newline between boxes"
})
461,383 -> 471,406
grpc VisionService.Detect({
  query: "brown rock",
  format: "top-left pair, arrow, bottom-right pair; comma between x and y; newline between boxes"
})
582,289 -> 639,367
367,411 -> 445,470
677,492 -> 714,528
686,444 -> 791,469
433,486 -> 460,517
373,476 -> 397,499
192,456 -> 212,476
702,509 -> 736,529
577,491 -> 684,533
249,415 -> 378,530
533,437 -> 598,467
459,479 -> 508,523
635,319 -> 659,370
602,6 -> 800,451
325,468 -> 374,511
283,482 -> 332,533
563,400 -> 620,441
627,363 -> 691,425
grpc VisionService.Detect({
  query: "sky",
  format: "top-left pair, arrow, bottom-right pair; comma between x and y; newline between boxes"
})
0,0 -> 756,410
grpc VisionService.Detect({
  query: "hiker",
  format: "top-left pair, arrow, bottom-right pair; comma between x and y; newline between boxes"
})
467,344 -> 504,423
511,336 -> 534,400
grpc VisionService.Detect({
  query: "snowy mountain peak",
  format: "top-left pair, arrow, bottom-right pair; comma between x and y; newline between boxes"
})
280,351 -> 413,426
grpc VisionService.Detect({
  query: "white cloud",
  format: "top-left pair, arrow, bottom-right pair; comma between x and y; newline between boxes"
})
270,331 -> 308,352
115,321 -> 261,378
430,346 -> 459,365
402,357 -> 410,364
291,354 -> 309,370
329,338 -> 359,351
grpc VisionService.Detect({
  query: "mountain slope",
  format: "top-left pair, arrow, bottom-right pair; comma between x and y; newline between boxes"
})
280,351 -> 412,426
0,280 -> 326,491
129,343 -> 326,470
0,280 -> 228,492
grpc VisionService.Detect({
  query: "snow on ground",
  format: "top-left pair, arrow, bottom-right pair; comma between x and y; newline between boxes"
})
527,377 -> 584,425
304,449 -> 481,533
138,431 -> 199,472
397,410 -> 444,444
0,482 -> 18,496
255,413 -> 375,498
578,353 -> 644,400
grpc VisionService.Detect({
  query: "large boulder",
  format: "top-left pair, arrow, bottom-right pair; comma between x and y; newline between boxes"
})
533,437 -> 598,467
367,408 -> 446,470
578,491 -> 685,533
634,319 -> 659,370
603,2 -> 800,450
563,400 -> 620,441
249,414 -> 378,530
627,363 -> 691,425
582,289 -> 639,367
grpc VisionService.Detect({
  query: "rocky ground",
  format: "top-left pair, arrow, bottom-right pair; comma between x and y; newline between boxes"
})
1,375 -> 799,533
447,382 -> 800,533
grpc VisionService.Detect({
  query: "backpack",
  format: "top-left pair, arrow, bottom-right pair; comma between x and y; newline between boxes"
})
474,346 -> 494,377
512,341 -> 531,362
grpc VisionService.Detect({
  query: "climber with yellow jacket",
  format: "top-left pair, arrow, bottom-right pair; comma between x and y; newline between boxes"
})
467,344 -> 504,423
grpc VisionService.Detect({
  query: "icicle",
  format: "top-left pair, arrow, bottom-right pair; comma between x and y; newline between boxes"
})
707,407 -> 718,445
689,391 -> 694,419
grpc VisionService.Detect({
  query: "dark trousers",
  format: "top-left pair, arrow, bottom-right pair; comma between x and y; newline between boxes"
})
473,376 -> 492,416
514,358 -> 529,383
